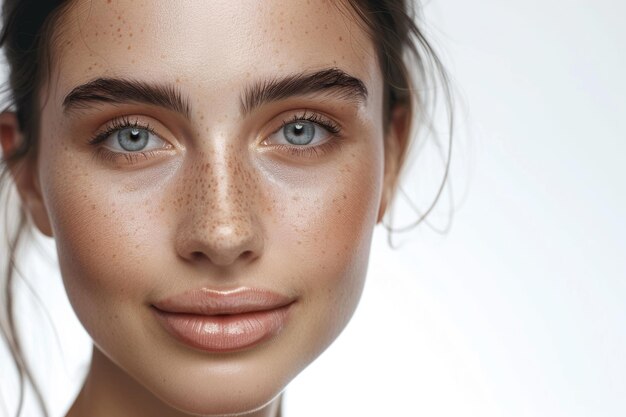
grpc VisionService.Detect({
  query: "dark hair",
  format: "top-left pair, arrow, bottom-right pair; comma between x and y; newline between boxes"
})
0,1 -> 452,416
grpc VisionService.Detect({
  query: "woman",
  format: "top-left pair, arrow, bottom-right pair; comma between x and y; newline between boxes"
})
0,0 -> 450,416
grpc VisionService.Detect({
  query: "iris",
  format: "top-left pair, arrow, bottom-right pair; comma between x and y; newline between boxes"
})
118,127 -> 149,151
283,122 -> 315,145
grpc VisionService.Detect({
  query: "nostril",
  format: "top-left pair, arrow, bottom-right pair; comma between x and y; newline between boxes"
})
190,251 -> 205,261
176,219 -> 264,266
239,250 -> 255,261
188,249 -> 256,264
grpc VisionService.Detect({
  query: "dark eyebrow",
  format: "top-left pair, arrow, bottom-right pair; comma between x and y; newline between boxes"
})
62,77 -> 191,119
241,68 -> 368,115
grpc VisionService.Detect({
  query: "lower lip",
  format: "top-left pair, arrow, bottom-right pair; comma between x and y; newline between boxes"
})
151,304 -> 292,353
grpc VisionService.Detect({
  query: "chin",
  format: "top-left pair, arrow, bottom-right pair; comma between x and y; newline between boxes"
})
140,365 -> 288,416
160,389 -> 282,417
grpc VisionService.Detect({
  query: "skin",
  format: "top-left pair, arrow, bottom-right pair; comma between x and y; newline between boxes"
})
1,0 -> 404,416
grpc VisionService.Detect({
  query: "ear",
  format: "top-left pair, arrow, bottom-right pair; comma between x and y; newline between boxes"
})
377,106 -> 409,224
0,111 -> 53,237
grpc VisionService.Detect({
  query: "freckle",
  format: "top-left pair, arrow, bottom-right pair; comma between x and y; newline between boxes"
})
339,36 -> 342,41
127,45 -> 131,50
91,204 -> 96,210
343,193 -> 347,199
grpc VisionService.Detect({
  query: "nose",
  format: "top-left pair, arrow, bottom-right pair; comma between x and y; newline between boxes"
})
174,147 -> 264,268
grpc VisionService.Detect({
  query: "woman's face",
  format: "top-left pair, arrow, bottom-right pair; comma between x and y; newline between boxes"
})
31,0 -> 390,414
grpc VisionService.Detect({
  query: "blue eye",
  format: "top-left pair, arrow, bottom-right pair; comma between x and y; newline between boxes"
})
283,122 -> 316,145
93,123 -> 168,154
117,127 -> 150,151
88,117 -> 174,165
265,114 -> 339,149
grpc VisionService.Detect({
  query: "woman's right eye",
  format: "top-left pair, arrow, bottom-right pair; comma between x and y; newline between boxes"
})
99,126 -> 169,153
103,126 -> 167,152
87,118 -> 176,166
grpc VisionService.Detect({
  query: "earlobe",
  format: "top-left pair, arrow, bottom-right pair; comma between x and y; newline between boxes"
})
377,106 -> 409,224
0,111 -> 53,237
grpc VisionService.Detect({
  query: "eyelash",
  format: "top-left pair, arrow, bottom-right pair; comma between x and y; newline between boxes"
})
87,111 -> 344,165
269,111 -> 343,158
88,115 -> 163,165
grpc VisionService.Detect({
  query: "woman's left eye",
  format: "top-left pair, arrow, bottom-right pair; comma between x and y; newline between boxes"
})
264,120 -> 333,147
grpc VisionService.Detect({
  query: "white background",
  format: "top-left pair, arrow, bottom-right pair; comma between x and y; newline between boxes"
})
1,1 -> 625,416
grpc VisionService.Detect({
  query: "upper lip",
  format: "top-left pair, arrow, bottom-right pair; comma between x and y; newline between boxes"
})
151,287 -> 294,315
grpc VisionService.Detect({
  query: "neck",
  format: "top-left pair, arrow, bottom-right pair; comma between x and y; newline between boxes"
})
66,345 -> 282,417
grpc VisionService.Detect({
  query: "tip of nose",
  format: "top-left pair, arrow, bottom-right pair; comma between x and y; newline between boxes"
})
176,216 -> 264,268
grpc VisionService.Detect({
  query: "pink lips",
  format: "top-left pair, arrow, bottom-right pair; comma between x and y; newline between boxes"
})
151,287 -> 294,353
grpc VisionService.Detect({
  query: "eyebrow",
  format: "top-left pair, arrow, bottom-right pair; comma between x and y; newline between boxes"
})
62,77 -> 191,119
240,68 -> 368,115
62,68 -> 368,118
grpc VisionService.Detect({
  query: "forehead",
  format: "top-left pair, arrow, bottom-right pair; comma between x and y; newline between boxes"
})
48,0 -> 380,100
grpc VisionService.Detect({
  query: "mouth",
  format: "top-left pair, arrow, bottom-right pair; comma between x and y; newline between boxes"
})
151,287 -> 295,353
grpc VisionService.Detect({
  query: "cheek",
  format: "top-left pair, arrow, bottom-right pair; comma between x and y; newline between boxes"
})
264,146 -> 384,347
39,151 -> 172,341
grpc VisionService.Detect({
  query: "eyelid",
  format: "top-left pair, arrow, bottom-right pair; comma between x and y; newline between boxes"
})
89,115 -> 179,155
89,115 -> 163,146
256,109 -> 346,160
261,110 -> 342,145
87,115 -> 176,166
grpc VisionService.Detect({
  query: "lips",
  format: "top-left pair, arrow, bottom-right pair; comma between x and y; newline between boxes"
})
151,287 -> 295,352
